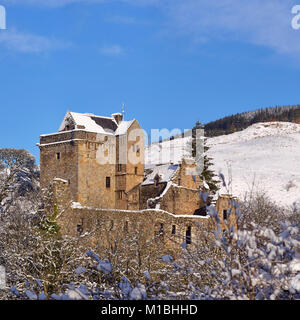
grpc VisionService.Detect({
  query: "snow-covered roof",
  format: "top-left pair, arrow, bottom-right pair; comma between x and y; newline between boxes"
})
58,111 -> 135,136
142,163 -> 179,186
114,120 -> 135,136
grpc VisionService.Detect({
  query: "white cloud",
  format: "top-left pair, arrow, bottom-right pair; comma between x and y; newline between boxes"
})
0,28 -> 71,53
141,0 -> 300,55
99,44 -> 124,56
3,0 -> 300,55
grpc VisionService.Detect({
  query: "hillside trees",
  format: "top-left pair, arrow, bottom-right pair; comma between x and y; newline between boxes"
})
204,105 -> 300,137
191,121 -> 220,195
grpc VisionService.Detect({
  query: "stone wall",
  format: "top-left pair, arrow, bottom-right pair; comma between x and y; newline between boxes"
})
173,158 -> 203,190
77,135 -> 117,209
57,204 -> 214,254
160,184 -> 202,215
39,139 -> 79,202
216,194 -> 238,231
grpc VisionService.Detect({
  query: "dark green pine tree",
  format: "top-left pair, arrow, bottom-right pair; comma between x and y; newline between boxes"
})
192,121 -> 220,195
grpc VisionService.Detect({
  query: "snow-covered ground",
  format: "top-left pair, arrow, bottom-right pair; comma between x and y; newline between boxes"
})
145,122 -> 300,209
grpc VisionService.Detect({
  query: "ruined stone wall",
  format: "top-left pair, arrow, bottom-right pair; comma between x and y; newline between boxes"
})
216,195 -> 238,231
173,158 -> 203,190
57,205 -> 213,255
160,184 -> 202,215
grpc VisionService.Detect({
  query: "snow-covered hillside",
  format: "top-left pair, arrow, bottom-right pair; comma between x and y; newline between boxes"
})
145,136 -> 191,167
145,122 -> 300,209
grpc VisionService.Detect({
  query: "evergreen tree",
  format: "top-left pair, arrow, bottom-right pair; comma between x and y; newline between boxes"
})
191,121 -> 220,195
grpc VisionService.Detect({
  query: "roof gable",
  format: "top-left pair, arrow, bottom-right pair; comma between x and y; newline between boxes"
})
58,111 -> 134,136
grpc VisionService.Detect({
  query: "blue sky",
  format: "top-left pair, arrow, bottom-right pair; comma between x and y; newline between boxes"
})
1,0 -> 300,163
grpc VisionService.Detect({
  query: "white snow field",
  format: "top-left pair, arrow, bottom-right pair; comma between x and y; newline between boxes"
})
145,122 -> 300,209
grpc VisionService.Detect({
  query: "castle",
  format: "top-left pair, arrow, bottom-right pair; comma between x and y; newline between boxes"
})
38,111 -> 237,247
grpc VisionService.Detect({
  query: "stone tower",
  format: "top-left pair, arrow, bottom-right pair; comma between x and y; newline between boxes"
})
38,111 -> 145,209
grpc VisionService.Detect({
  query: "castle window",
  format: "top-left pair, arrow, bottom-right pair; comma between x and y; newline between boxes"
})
106,177 -> 111,188
171,225 -> 176,235
77,224 -> 83,235
134,167 -> 138,175
160,223 -> 164,235
117,164 -> 122,172
186,226 -> 192,245
117,191 -> 123,200
223,210 -> 228,220
56,152 -> 61,160
124,221 -> 129,233
154,222 -> 165,240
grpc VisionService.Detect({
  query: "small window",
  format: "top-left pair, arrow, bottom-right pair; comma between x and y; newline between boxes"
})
223,210 -> 228,220
117,164 -> 122,172
186,226 -> 192,245
124,221 -> 129,233
117,191 -> 123,200
160,223 -> 164,235
134,167 -> 138,175
154,222 -> 164,238
77,224 -> 83,235
106,177 -> 111,188
56,152 -> 61,160
171,225 -> 176,235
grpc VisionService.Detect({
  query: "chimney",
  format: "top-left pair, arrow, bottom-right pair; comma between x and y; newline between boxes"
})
112,113 -> 123,125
